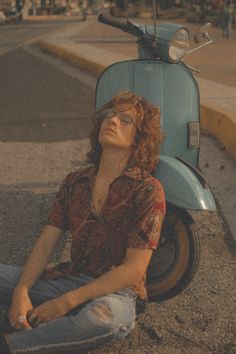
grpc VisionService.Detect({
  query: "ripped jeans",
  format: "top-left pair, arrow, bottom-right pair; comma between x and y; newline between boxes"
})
0,264 -> 136,354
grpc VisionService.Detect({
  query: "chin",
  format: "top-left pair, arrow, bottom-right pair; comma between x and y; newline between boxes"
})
99,135 -> 131,150
102,143 -> 131,152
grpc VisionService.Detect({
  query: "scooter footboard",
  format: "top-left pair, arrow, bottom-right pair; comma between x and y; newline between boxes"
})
156,155 -> 216,211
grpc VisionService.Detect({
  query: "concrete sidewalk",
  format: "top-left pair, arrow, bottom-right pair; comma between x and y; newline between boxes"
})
36,16 -> 236,241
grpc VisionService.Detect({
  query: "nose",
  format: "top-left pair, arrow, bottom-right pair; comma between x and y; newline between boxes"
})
107,114 -> 120,126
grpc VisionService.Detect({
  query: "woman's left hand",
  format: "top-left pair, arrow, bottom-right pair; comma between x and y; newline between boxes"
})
27,295 -> 71,327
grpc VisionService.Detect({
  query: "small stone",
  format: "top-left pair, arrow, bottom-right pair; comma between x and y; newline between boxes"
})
175,315 -> 184,324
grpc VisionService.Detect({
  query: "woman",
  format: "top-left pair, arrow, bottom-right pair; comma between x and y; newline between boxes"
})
0,91 -> 166,353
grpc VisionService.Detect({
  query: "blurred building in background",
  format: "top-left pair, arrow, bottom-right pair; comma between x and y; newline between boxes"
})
0,0 -> 234,19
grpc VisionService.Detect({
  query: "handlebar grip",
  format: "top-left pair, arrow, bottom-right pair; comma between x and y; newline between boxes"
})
98,12 -> 144,37
98,13 -> 129,32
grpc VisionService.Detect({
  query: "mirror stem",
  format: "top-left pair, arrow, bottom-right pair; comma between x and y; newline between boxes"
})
182,63 -> 201,73
186,40 -> 213,55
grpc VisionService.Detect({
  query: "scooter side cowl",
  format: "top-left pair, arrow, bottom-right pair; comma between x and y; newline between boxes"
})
156,155 -> 216,211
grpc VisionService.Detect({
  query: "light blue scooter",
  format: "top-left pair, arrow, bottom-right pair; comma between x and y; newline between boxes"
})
96,10 -> 216,301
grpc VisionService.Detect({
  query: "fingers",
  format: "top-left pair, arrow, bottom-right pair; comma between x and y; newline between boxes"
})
10,310 -> 45,329
31,316 -> 42,327
28,309 -> 48,327
27,303 -> 52,327
30,313 -> 49,327
27,312 -> 40,327
15,319 -> 32,330
19,315 -> 32,330
10,315 -> 32,330
9,292 -> 34,331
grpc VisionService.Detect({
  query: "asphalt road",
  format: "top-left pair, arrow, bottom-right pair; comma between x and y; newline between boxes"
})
0,20 -> 95,142
0,20 -> 236,354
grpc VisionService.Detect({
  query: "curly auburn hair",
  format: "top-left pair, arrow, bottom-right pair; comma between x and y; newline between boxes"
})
86,90 -> 165,173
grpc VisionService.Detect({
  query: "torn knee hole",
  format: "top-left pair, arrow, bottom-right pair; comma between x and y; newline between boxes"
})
90,302 -> 112,324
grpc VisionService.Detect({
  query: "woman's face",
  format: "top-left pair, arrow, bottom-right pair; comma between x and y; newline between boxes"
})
98,105 -> 138,151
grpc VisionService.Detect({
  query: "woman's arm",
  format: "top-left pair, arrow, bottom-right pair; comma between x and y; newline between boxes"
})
9,225 -> 63,330
14,225 -> 63,293
26,247 -> 153,327
66,247 -> 153,308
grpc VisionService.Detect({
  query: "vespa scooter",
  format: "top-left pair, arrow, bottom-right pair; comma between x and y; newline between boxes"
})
95,10 -> 216,301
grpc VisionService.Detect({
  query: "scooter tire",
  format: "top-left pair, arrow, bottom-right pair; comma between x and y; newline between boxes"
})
146,204 -> 200,301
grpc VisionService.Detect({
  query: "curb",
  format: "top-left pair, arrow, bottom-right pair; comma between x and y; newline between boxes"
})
38,39 -> 105,77
201,104 -> 236,161
38,36 -> 236,162
38,35 -> 130,77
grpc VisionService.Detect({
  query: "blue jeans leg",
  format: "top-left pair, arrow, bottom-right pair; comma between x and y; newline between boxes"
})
0,264 -> 136,354
0,264 -> 87,306
0,263 -> 90,335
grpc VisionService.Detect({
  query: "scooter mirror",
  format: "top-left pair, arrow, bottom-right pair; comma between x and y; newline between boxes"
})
193,23 -> 212,44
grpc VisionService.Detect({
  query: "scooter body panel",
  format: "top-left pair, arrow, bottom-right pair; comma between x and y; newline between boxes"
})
96,59 -> 200,167
157,156 -> 216,210
95,15 -> 216,299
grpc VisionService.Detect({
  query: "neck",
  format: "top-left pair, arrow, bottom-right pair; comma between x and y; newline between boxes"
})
96,147 -> 131,181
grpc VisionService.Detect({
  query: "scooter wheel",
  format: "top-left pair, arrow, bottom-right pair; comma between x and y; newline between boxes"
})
146,204 -> 200,301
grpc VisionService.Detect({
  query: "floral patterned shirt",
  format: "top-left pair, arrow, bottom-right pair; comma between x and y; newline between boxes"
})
43,165 -> 166,299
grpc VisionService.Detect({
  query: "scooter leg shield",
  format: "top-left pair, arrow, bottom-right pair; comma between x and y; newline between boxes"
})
156,155 -> 216,211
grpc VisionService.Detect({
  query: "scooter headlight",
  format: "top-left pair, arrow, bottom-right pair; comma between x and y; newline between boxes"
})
169,28 -> 190,62
149,24 -> 190,63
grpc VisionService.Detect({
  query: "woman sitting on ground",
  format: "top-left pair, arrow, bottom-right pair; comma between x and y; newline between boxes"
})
0,90 -> 166,354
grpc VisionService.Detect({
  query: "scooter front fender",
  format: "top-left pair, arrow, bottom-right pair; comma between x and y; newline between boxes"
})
156,156 -> 216,211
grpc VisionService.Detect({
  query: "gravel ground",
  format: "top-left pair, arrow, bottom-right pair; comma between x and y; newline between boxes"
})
0,139 -> 235,354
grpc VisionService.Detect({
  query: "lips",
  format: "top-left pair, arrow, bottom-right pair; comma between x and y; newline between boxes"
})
103,127 -> 116,134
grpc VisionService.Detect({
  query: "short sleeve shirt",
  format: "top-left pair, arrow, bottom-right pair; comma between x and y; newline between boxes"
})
43,165 -> 166,299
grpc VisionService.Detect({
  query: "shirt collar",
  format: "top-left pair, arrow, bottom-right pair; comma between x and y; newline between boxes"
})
123,166 -> 144,181
75,165 -> 144,183
74,165 -> 97,183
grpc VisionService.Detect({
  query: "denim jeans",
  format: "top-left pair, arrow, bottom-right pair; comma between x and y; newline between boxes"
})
0,264 -> 136,354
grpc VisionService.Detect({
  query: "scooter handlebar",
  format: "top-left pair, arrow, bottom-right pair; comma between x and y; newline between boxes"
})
98,13 -> 128,31
98,12 -> 143,37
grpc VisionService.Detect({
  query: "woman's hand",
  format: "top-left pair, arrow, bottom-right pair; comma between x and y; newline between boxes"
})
27,295 -> 71,327
9,287 -> 33,330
